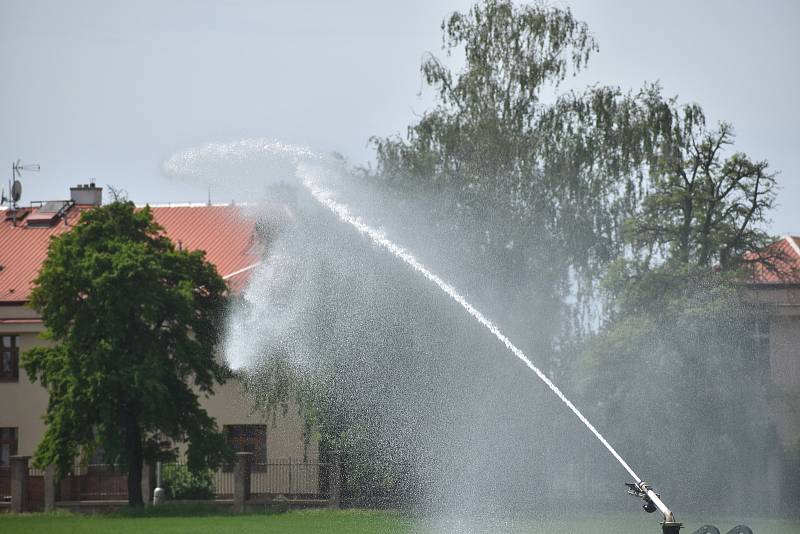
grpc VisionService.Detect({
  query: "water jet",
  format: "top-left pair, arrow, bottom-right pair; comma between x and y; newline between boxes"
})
300,166 -> 683,533
165,140 -> 761,533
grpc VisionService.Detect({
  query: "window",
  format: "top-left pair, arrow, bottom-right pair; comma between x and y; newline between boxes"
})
224,425 -> 267,469
0,428 -> 18,468
1,335 -> 19,381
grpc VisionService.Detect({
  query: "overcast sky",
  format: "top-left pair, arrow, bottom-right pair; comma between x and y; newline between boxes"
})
1,0 -> 798,234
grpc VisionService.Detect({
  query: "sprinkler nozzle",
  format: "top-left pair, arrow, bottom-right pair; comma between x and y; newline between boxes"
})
626,481 -> 658,513
625,481 -> 651,498
626,482 -> 681,532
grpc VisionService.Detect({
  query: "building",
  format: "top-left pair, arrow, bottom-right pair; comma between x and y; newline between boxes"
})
746,235 -> 800,451
0,184 -> 315,473
745,235 -> 800,513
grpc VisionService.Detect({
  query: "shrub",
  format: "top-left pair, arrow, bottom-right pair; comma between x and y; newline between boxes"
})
161,464 -> 215,500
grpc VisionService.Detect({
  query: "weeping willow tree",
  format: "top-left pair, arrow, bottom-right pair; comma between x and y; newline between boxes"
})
369,1 -> 683,364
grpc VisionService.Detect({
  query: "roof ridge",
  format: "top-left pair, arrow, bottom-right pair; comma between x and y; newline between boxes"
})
140,203 -> 235,208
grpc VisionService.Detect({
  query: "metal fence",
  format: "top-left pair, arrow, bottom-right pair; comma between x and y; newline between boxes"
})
161,460 -> 329,499
1,466 -> 46,508
211,467 -> 234,498
250,460 -> 328,497
59,464 -> 128,501
2,460 -> 330,507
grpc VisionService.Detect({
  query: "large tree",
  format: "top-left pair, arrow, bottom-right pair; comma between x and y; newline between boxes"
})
578,108 -> 781,513
23,201 -> 230,506
370,0 -> 778,331
624,106 -> 777,272
369,0 -> 674,347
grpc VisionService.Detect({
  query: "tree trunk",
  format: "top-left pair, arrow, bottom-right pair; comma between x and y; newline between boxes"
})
679,195 -> 693,265
125,412 -> 144,507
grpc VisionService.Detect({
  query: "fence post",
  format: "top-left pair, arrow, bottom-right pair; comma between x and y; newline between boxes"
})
10,455 -> 30,513
141,462 -> 156,506
288,458 -> 293,494
43,465 -> 59,512
233,452 -> 252,513
328,450 -> 341,509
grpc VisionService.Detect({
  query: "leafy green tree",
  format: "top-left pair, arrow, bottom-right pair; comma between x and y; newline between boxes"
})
593,100 -> 780,316
624,106 -> 777,271
369,1 -> 673,346
578,109 -> 781,513
23,201 -> 230,506
373,0 -> 597,190
371,0 -> 778,330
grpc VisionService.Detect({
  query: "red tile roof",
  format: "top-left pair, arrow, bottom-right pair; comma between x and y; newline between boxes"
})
745,235 -> 800,285
0,204 -> 259,303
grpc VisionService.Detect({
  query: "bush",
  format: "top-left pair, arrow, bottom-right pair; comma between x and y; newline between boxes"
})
161,464 -> 215,500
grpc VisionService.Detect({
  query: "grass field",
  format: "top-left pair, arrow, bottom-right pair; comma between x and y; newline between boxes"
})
0,508 -> 798,533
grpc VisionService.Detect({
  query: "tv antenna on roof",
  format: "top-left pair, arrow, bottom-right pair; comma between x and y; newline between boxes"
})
3,159 -> 40,227
2,159 -> 40,210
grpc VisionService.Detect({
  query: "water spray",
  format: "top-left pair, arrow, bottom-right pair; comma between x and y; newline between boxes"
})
165,140 -> 686,530
300,169 -> 681,533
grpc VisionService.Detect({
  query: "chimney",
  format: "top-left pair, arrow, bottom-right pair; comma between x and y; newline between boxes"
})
70,182 -> 102,206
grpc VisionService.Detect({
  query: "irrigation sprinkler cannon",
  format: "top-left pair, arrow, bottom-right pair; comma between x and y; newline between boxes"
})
626,481 -> 682,534
625,481 -> 756,534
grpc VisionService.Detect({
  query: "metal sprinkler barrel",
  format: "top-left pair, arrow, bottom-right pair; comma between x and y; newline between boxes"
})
626,481 -> 682,533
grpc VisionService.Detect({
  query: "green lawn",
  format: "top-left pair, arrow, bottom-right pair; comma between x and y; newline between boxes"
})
1,509 -> 410,534
0,509 -> 797,533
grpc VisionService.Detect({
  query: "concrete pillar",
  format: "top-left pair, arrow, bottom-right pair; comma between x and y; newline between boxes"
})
233,452 -> 252,513
43,465 -> 59,512
141,462 -> 156,506
10,455 -> 29,513
328,450 -> 341,509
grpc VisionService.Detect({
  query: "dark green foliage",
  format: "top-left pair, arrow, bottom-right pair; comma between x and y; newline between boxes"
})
624,113 -> 777,271
162,464 -> 215,500
23,201 -> 231,505
580,271 -> 775,512
579,114 -> 780,511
